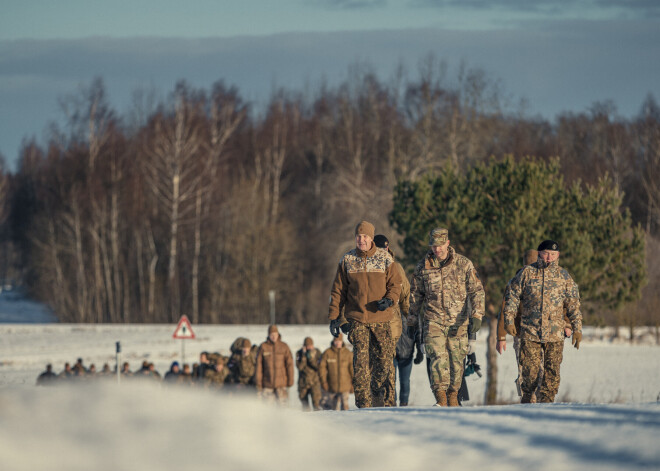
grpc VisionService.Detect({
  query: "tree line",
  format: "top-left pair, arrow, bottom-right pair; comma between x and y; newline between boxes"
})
0,59 -> 658,330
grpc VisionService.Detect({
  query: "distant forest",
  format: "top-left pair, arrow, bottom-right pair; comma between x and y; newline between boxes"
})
0,59 -> 658,330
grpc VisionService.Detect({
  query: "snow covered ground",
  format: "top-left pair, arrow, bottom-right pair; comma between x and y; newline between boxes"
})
1,294 -> 659,471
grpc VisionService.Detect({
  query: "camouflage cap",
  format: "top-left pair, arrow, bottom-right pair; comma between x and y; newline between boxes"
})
429,228 -> 449,246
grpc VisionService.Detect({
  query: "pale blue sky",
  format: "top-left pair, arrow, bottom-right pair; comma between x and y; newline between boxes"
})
1,0 -> 659,168
1,0 -> 653,39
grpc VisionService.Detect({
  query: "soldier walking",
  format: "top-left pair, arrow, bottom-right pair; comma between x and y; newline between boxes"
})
409,228 -> 485,407
296,337 -> 322,411
319,333 -> 354,410
502,240 -> 582,403
256,325 -> 294,406
328,221 -> 402,408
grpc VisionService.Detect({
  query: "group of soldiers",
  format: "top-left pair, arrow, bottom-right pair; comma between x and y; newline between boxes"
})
36,358 -> 170,384
328,221 -> 582,408
36,223 -> 582,409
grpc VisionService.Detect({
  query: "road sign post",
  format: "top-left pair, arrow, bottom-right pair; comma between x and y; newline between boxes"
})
172,315 -> 196,364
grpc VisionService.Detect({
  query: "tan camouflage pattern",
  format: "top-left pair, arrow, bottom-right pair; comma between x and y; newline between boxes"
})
429,228 -> 448,246
424,320 -> 469,392
410,247 -> 486,327
503,259 -> 582,343
296,347 -> 321,387
347,320 -> 395,408
298,383 -> 322,410
513,336 -> 543,401
519,339 -> 564,403
296,347 -> 322,410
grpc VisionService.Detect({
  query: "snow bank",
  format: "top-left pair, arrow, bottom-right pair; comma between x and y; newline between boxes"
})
0,383 -> 429,471
0,383 -> 658,471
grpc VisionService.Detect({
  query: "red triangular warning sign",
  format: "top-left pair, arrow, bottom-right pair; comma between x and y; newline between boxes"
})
173,315 -> 196,339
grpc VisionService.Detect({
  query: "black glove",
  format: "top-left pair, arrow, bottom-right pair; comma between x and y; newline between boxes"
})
340,320 -> 351,334
469,317 -> 482,334
377,298 -> 394,311
413,344 -> 424,364
330,319 -> 341,338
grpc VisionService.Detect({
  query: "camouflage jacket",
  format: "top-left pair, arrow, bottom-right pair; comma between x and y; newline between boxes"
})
296,347 -> 321,388
503,259 -> 582,343
328,244 -> 402,324
409,247 -> 485,328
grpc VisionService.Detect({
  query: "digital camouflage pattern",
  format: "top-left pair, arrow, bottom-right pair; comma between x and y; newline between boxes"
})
424,321 -> 469,393
409,247 -> 485,327
347,320 -> 395,408
519,339 -> 564,402
503,259 -> 582,343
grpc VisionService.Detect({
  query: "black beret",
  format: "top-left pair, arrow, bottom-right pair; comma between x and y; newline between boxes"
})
374,234 -> 389,248
537,240 -> 560,251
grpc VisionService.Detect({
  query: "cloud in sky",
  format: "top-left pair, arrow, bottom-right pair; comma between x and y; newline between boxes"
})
310,0 -> 388,8
1,19 -> 659,169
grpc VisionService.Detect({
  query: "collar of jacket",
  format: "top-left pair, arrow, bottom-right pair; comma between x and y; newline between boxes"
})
535,258 -> 559,270
426,246 -> 455,269
356,242 -> 377,258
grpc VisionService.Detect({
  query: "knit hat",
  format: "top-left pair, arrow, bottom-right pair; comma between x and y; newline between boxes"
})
304,337 -> 314,347
537,240 -> 560,251
355,221 -> 375,239
333,332 -> 344,343
268,324 -> 279,335
524,249 -> 538,265
171,361 -> 180,369
241,338 -> 251,349
429,228 -> 448,246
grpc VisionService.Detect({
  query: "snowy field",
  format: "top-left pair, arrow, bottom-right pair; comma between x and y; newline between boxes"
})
1,294 -> 659,471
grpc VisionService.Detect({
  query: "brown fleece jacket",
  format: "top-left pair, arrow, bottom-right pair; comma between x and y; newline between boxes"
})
328,243 -> 402,324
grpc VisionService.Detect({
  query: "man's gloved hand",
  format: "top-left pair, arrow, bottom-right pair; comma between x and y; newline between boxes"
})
377,298 -> 394,311
339,318 -> 350,334
469,317 -> 482,334
505,324 -> 517,337
414,344 -> 424,364
330,319 -> 341,338
572,331 -> 582,350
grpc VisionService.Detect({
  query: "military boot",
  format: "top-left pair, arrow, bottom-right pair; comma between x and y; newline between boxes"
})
447,391 -> 459,407
433,390 -> 447,407
521,393 -> 533,404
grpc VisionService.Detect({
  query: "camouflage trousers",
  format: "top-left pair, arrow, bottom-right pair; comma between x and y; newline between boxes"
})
519,339 -> 564,403
513,336 -> 543,402
260,387 -> 289,406
298,382 -> 322,411
348,320 -> 395,408
424,321 -> 469,394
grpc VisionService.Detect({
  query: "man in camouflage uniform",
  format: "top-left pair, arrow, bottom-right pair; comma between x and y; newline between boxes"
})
226,337 -> 257,388
503,239 -> 582,403
497,249 -> 575,402
296,337 -> 322,411
328,220 -> 402,408
409,228 -> 485,407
